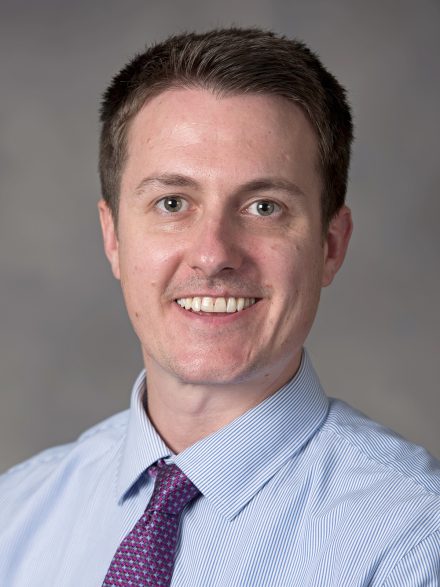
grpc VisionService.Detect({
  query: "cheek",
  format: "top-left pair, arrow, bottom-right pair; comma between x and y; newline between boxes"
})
269,240 -> 324,303
120,234 -> 176,275
118,233 -> 187,309
266,240 -> 303,281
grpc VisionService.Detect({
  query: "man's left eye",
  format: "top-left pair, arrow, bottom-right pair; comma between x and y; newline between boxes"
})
247,200 -> 280,216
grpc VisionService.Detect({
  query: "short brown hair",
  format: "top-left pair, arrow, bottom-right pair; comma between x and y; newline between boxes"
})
99,28 -> 353,230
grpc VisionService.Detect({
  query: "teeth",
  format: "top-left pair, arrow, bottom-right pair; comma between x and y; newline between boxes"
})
201,297 -> 214,312
226,297 -> 237,313
176,296 -> 257,314
214,298 -> 227,313
191,297 -> 201,312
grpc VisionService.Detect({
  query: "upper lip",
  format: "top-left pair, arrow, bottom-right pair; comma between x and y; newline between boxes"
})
173,293 -> 261,299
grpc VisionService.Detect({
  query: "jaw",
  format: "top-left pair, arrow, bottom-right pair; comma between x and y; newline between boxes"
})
140,295 -> 304,389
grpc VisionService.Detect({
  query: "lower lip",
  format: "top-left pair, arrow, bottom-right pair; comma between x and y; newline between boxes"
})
172,301 -> 260,324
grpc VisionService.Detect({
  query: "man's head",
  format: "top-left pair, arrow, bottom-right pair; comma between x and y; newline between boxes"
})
99,28 -> 353,232
98,28 -> 353,392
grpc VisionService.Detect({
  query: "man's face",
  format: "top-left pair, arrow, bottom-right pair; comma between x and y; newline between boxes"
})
100,88 -> 351,387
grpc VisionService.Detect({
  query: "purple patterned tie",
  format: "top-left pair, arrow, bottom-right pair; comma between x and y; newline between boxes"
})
102,460 -> 201,587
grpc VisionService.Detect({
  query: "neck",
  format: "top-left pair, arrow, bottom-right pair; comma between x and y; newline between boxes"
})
142,353 -> 302,453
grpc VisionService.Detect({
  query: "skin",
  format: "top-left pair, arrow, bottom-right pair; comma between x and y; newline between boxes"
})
99,88 -> 352,453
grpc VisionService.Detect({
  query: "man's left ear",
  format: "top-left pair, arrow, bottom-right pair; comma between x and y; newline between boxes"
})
322,205 -> 353,287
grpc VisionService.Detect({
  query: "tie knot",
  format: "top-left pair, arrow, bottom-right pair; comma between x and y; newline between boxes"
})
148,461 -> 200,515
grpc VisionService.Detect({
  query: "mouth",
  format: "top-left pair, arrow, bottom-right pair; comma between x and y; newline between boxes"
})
175,296 -> 258,314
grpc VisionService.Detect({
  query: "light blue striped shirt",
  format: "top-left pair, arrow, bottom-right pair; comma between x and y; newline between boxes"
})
1,351 -> 439,586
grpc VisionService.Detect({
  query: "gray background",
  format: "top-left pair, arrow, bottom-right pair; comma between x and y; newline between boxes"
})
1,0 -> 439,472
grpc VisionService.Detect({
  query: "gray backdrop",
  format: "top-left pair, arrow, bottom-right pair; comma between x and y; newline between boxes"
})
1,0 -> 439,472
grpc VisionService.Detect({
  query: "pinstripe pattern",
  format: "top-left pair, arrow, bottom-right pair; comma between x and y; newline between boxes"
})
1,350 -> 439,586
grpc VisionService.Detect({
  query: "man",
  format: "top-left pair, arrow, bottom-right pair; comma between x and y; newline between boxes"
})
0,28 -> 439,586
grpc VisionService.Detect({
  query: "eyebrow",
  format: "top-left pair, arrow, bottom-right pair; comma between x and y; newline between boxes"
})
134,173 -> 306,198
237,178 -> 306,198
134,174 -> 199,194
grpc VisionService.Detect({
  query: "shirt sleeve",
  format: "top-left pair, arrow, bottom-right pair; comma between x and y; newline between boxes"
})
381,531 -> 440,587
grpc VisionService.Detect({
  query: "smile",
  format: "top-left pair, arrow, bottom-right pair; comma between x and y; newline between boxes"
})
175,296 -> 257,313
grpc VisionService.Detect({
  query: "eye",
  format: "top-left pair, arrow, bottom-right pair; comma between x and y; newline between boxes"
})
155,196 -> 188,213
247,200 -> 280,217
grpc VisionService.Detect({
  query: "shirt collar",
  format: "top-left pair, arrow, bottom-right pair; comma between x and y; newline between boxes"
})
116,349 -> 329,519
116,370 -> 172,502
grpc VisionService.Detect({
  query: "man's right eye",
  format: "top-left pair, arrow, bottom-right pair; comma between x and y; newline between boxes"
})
155,196 -> 188,213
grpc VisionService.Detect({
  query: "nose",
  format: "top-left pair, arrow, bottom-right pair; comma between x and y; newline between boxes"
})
186,211 -> 244,277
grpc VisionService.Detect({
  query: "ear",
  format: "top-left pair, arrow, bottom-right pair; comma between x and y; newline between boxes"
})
322,205 -> 353,287
98,199 -> 121,280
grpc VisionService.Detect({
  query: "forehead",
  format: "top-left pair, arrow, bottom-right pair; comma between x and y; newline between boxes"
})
122,87 -> 320,195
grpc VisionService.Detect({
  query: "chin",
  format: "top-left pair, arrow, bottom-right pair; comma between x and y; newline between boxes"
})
165,354 -> 259,386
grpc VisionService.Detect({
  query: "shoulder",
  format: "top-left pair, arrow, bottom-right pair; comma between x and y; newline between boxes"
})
314,399 -> 440,558
0,410 -> 129,503
289,399 -> 440,582
323,398 -> 440,496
